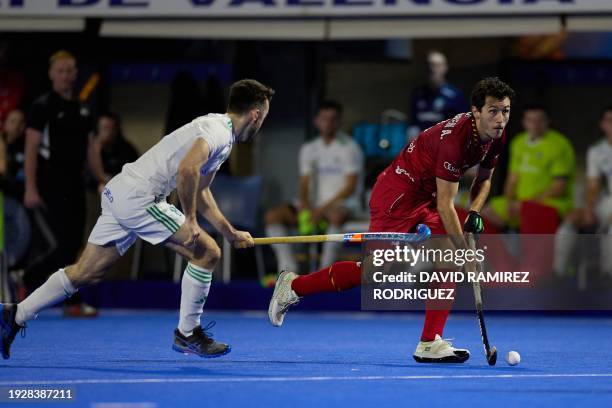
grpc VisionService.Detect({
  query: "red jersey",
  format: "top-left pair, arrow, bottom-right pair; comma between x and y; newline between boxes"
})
378,112 -> 505,201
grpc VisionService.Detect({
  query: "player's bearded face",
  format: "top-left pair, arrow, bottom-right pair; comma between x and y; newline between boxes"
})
474,96 -> 511,141
243,101 -> 269,142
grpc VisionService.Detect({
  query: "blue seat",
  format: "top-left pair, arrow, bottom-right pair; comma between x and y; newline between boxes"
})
353,122 -> 382,158
380,122 -> 408,159
353,122 -> 408,160
205,174 -> 262,232
174,174 -> 263,283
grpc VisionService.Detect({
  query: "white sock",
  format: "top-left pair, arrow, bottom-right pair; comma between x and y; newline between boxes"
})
553,222 -> 577,276
266,223 -> 298,272
178,263 -> 212,336
320,225 -> 342,269
16,268 -> 77,325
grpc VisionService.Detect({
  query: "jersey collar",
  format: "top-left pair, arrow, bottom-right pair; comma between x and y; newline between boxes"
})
469,113 -> 495,147
223,114 -> 236,143
469,113 -> 481,142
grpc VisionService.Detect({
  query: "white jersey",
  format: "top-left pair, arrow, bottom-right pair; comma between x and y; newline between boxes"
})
122,113 -> 234,197
299,132 -> 364,210
586,139 -> 612,194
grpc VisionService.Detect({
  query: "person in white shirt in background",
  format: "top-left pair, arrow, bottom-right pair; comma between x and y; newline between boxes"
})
265,101 -> 364,272
555,106 -> 612,279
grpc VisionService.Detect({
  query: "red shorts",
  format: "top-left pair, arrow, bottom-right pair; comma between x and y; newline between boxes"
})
368,180 -> 446,235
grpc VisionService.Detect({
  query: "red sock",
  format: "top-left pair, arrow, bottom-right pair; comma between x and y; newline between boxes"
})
291,261 -> 361,296
420,269 -> 456,341
421,309 -> 450,342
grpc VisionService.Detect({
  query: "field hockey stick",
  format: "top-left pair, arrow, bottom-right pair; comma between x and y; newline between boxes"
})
253,223 -> 431,245
466,232 -> 497,366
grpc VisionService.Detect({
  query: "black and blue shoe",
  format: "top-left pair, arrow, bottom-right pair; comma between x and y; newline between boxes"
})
1,303 -> 25,360
172,322 -> 231,358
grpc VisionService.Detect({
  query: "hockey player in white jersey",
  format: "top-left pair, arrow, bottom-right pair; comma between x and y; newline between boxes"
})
1,79 -> 274,359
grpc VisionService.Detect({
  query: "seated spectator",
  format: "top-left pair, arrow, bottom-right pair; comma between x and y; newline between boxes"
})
265,101 -> 364,272
88,112 -> 139,194
482,105 -> 576,230
555,106 -> 612,278
0,109 -> 26,199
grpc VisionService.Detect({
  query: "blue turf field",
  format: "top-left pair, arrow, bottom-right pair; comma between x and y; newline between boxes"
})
1,310 -> 612,407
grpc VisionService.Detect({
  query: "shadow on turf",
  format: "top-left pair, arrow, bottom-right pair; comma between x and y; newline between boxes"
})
102,359 -> 532,371
6,359 -> 535,376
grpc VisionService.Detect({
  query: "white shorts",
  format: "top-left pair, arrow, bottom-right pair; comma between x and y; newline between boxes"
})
88,174 -> 185,256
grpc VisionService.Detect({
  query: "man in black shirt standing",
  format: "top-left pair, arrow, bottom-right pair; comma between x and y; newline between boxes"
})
23,50 -> 97,317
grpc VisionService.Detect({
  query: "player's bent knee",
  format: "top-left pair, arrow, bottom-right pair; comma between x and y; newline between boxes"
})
206,244 -> 222,265
193,242 -> 221,270
66,263 -> 105,287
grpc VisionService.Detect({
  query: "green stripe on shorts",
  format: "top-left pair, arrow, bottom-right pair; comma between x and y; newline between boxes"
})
146,207 -> 175,233
146,205 -> 180,233
151,205 -> 180,232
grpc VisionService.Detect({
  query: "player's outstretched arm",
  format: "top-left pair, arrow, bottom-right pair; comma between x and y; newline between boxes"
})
197,174 -> 253,249
469,166 -> 494,213
436,177 -> 465,248
198,183 -> 233,236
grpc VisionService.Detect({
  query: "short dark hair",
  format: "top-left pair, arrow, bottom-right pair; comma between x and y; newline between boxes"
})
227,79 -> 275,114
471,77 -> 515,111
317,100 -> 343,115
522,104 -> 550,118
602,106 -> 612,116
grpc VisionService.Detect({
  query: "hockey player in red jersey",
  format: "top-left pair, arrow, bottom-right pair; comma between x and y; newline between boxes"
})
268,77 -> 515,363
